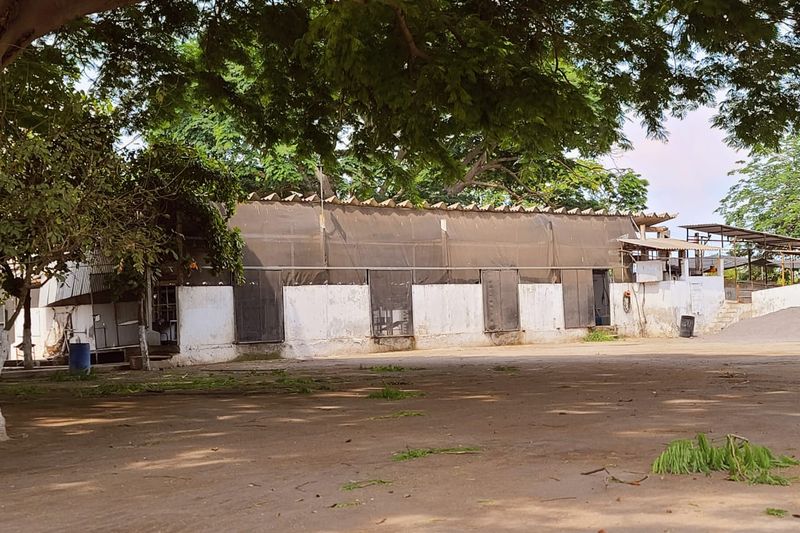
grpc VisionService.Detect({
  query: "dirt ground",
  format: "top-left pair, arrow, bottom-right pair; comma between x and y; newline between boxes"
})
2,338 -> 800,533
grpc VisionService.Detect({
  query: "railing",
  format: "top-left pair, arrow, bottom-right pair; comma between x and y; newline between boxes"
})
724,279 -> 780,302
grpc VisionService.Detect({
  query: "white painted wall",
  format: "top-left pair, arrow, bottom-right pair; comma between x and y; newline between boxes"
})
10,306 -> 52,360
519,283 -> 587,342
283,285 -> 372,358
174,286 -> 236,364
0,298 -> 12,364
751,284 -> 800,317
412,284 -> 487,348
163,275 -> 728,364
611,276 -> 725,337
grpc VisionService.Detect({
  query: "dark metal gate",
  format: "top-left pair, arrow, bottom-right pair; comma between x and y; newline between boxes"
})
482,270 -> 520,332
592,269 -> 611,326
562,269 -> 595,328
234,270 -> 284,343
369,270 -> 414,337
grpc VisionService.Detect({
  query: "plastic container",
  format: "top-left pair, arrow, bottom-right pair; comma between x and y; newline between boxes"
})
68,342 -> 92,374
679,315 -> 695,338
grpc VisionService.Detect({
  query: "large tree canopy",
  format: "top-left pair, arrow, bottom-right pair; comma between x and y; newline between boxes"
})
718,135 -> 800,237
4,0 -> 800,160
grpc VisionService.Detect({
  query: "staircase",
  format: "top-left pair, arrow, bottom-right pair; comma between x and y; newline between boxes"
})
704,301 -> 753,334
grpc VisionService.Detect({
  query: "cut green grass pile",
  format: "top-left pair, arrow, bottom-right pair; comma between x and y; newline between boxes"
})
274,376 -> 330,394
584,330 -> 617,342
392,446 -> 481,462
652,433 -> 799,485
330,501 -> 361,509
370,365 -> 406,373
372,410 -> 425,419
765,508 -> 788,518
48,371 -> 98,382
0,384 -> 47,398
341,479 -> 391,491
366,387 -> 423,400
77,376 -> 240,397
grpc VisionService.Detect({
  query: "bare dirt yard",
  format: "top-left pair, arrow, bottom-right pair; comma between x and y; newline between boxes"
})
2,339 -> 800,532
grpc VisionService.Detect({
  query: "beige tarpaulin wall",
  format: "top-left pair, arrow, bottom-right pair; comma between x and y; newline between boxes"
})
230,202 -> 637,285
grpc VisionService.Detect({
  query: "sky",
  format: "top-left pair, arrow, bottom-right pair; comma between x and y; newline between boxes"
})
601,107 -> 745,237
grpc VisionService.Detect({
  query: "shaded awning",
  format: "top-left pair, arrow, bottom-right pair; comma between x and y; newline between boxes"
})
680,223 -> 800,250
618,237 -> 720,252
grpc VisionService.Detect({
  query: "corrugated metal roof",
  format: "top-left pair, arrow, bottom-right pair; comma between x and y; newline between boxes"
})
618,237 -> 720,251
248,192 -> 677,220
680,223 -> 800,249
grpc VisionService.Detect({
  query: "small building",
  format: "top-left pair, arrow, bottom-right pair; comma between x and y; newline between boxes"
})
4,196 -> 732,366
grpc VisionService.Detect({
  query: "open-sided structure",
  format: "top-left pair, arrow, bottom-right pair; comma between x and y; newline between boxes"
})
682,223 -> 800,302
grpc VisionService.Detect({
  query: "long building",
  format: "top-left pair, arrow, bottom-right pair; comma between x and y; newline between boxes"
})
6,196 -> 736,365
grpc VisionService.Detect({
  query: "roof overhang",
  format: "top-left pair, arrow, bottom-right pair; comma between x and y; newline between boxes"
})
680,223 -> 800,249
618,237 -> 720,252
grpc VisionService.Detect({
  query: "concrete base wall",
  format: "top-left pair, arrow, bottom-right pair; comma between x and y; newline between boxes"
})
412,284 -> 489,349
751,284 -> 800,317
173,286 -> 236,365
519,283 -> 588,343
611,276 -> 725,337
282,285 -> 373,358
165,276 -> 727,365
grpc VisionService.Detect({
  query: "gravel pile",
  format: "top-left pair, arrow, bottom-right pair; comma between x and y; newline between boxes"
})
704,307 -> 800,343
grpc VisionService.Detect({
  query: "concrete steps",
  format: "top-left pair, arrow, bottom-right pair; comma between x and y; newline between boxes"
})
705,301 -> 753,334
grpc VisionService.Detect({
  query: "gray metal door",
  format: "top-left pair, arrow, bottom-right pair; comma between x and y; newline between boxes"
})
369,270 -> 413,337
234,270 -> 284,343
562,269 -> 595,328
482,270 -> 520,332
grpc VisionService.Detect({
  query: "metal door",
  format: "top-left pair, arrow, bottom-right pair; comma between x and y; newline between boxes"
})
234,269 -> 284,343
562,269 -> 595,328
369,270 -> 413,337
482,270 -> 520,332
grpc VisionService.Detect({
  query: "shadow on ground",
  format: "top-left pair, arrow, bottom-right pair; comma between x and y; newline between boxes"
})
1,352 -> 799,532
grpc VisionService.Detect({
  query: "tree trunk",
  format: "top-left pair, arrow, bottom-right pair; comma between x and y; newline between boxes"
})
22,290 -> 32,370
138,295 -> 151,371
315,167 -> 335,199
0,0 -> 140,68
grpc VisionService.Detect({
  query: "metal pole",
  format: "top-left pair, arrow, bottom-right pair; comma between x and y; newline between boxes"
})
319,176 -> 327,267
781,252 -> 786,285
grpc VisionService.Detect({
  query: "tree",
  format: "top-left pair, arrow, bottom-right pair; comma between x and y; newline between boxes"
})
5,1 -> 800,156
154,106 -> 649,210
0,55 -> 153,371
718,136 -> 800,237
106,140 -> 244,370
0,43 -> 242,438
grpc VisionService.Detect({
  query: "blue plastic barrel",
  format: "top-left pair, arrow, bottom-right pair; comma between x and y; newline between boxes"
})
69,343 -> 92,374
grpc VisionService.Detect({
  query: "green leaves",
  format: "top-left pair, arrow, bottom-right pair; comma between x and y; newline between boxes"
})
718,136 -> 800,237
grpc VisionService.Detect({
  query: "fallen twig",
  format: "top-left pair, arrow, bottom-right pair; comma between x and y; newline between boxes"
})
581,467 -> 608,475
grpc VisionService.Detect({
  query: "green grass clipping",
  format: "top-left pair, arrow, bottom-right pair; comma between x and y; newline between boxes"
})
652,433 -> 799,485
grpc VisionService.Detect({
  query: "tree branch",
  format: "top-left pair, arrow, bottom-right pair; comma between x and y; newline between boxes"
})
392,5 -> 429,61
0,0 -> 141,68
